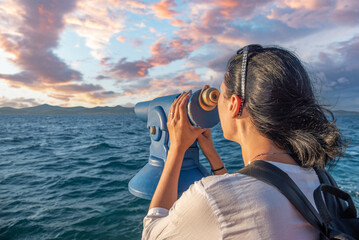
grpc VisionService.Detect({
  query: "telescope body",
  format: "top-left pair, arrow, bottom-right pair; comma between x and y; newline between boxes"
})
129,87 -> 219,200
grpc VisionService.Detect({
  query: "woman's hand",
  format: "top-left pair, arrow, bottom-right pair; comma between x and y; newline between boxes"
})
167,91 -> 203,154
149,91 -> 204,210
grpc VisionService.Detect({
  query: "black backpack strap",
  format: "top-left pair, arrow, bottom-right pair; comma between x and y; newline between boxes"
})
314,166 -> 340,217
314,184 -> 357,220
237,160 -> 325,231
314,166 -> 348,217
313,184 -> 359,240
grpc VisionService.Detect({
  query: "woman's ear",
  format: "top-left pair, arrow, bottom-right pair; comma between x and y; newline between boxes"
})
229,94 -> 242,118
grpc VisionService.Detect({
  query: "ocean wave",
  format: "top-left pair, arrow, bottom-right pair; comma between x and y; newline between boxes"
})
1,114 -> 358,240
0,136 -> 34,143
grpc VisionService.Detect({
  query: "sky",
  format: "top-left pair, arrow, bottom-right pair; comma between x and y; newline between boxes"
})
0,0 -> 358,111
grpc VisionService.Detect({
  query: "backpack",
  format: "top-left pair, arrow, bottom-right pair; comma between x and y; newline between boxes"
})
237,160 -> 359,240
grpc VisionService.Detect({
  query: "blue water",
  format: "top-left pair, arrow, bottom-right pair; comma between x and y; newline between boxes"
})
0,114 -> 358,239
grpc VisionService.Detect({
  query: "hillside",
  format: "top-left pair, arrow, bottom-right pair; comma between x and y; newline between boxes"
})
0,104 -> 134,115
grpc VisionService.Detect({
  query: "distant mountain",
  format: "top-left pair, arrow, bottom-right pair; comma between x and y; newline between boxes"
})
0,104 -> 134,115
1,104 -> 357,116
333,110 -> 359,116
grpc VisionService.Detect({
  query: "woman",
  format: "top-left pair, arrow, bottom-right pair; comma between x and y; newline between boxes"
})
142,45 -> 345,239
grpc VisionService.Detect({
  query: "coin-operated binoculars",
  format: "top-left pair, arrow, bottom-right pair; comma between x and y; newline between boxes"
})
128,85 -> 220,200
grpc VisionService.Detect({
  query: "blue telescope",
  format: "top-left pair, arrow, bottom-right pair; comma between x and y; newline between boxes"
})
129,85 -> 220,200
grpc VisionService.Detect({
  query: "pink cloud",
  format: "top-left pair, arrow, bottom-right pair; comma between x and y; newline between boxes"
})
170,19 -> 184,27
152,0 -> 177,19
332,0 -> 359,25
65,0 -> 126,59
267,6 -> 332,28
209,0 -> 269,21
123,0 -> 147,12
268,0 -> 359,28
175,0 -> 271,46
311,35 -> 359,93
151,0 -> 185,27
84,90 -> 121,104
109,37 -> 198,80
148,37 -> 194,65
117,36 -> 126,42
100,57 -> 112,66
105,1 -> 274,83
0,72 -> 38,85
131,39 -> 143,47
0,0 -> 81,86
120,70 -> 206,98
280,0 -> 333,10
0,0 -> 118,106
110,58 -> 153,79
53,83 -> 103,94
0,97 -> 40,108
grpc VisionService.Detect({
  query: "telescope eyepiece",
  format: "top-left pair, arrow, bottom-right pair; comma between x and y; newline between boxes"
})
199,85 -> 220,111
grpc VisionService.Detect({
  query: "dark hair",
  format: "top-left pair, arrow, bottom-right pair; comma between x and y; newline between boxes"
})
224,46 -> 345,168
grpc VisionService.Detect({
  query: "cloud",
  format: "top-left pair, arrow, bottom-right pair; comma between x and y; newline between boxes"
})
151,0 -> 187,27
0,0 -> 82,87
135,22 -> 147,28
0,0 -> 358,111
65,0 -> 125,59
103,0 -> 323,88
117,36 -> 126,42
151,0 -> 177,20
110,58 -> 153,79
53,83 -> 103,94
119,70 -> 207,100
0,72 -> 38,86
175,1 -> 276,47
0,0 -> 117,106
124,0 -> 147,13
337,77 -> 349,84
96,75 -> 111,80
207,51 -> 235,73
109,37 -> 198,79
279,0 -> 334,10
313,35 -> 359,88
99,57 -> 112,66
268,0 -> 359,28
148,37 -> 195,65
308,34 -> 359,109
104,0 -> 316,93
0,97 -> 40,108
170,19 -> 184,27
131,39 -> 143,47
63,0 -> 147,59
84,90 -> 121,104
332,0 -> 359,25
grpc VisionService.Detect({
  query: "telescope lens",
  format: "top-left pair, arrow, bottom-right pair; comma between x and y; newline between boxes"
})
199,85 -> 220,111
209,91 -> 219,103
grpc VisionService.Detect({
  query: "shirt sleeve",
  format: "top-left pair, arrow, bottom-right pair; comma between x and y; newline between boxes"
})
142,180 -> 221,240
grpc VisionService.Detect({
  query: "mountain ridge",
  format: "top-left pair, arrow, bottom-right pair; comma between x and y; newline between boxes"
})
0,104 -> 134,115
0,104 -> 358,115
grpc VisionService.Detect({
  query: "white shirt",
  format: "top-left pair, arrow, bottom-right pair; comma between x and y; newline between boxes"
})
142,161 -> 320,240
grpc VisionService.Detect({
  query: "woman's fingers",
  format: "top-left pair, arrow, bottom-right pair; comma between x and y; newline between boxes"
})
169,99 -> 175,119
169,95 -> 179,117
178,92 -> 190,120
169,93 -> 184,121
173,93 -> 187,120
168,91 -> 196,130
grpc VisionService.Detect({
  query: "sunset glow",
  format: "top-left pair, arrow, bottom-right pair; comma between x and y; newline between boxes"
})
0,0 -> 358,110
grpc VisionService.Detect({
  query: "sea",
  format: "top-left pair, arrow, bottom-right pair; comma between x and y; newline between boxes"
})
0,113 -> 358,240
